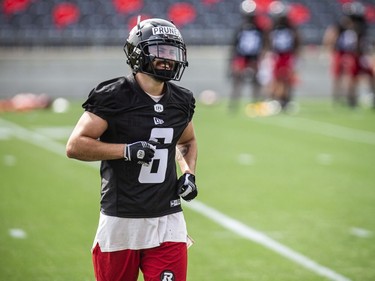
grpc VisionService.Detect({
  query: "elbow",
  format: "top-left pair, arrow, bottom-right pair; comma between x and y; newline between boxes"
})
66,145 -> 74,159
66,141 -> 78,159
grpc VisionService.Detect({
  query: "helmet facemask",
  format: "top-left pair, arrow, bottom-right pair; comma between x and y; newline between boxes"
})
141,42 -> 187,82
124,18 -> 188,82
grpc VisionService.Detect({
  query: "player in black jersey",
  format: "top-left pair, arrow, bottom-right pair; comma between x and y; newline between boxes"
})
66,17 -> 198,281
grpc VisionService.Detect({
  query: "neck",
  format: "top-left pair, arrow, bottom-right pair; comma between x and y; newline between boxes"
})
135,73 -> 164,96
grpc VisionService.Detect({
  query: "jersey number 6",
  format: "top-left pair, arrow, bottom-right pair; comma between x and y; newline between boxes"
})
139,128 -> 173,183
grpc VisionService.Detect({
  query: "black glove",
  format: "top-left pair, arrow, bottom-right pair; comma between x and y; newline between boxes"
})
124,140 -> 158,166
177,173 -> 198,201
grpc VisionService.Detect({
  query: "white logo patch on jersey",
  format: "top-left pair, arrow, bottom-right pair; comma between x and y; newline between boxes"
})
154,104 -> 164,113
154,117 -> 164,125
170,199 -> 181,207
160,270 -> 175,281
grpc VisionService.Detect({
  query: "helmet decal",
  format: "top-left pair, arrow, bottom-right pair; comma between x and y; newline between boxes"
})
151,26 -> 182,39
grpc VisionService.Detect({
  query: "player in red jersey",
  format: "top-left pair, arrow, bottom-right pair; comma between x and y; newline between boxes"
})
267,1 -> 301,110
66,18 -> 198,281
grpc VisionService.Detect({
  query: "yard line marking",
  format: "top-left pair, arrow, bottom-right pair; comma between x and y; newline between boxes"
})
34,126 -> 74,140
0,118 -> 98,169
0,118 -> 66,154
256,117 -> 375,145
350,227 -> 373,238
9,228 -> 27,239
0,118 -> 352,281
188,200 -> 352,281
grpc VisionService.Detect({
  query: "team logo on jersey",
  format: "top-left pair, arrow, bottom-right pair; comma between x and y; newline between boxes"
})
154,117 -> 164,125
160,270 -> 175,281
154,104 -> 164,113
170,199 -> 181,207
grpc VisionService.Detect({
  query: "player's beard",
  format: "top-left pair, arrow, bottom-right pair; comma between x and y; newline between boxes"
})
150,59 -> 176,82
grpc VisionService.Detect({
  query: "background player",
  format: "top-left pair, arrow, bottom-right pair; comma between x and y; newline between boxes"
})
228,0 -> 269,113
323,1 -> 375,108
66,18 -> 198,281
267,0 -> 301,111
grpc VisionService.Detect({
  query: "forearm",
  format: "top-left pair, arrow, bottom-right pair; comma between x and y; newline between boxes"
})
66,135 -> 124,161
177,139 -> 197,175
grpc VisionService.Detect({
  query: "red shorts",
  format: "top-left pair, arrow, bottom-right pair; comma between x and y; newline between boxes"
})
272,53 -> 295,82
332,51 -> 374,78
231,56 -> 259,73
332,52 -> 355,78
92,242 -> 187,281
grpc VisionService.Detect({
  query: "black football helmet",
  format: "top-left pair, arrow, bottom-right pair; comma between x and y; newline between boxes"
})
124,18 -> 188,82
342,1 -> 365,19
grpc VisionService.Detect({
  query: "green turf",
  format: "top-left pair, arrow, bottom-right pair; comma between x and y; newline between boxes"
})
1,98 -> 374,280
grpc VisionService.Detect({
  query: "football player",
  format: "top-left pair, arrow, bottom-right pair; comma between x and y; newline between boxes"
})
66,18 -> 198,281
267,1 -> 301,110
228,0 -> 269,113
323,1 -> 375,108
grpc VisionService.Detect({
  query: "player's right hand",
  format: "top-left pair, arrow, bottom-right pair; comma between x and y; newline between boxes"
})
124,140 -> 158,166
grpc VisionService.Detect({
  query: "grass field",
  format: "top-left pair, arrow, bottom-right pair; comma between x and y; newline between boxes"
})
1,98 -> 374,281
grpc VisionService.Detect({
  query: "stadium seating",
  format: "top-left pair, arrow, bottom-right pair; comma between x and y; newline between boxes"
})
0,0 -> 374,46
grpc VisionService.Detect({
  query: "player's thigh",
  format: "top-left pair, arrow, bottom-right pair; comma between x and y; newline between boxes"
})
141,242 -> 187,281
92,243 -> 140,281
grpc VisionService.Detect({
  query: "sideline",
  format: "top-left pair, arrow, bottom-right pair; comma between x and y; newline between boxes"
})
0,117 -> 352,281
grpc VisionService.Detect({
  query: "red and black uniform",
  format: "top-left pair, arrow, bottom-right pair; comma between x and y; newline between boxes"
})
228,15 -> 268,111
269,18 -> 300,83
230,19 -> 267,73
332,16 -> 373,79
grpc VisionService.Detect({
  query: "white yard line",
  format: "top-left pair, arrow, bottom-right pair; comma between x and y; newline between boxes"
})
256,117 -> 375,145
0,118 -> 352,281
188,201 -> 351,281
0,118 -> 98,169
9,228 -> 27,239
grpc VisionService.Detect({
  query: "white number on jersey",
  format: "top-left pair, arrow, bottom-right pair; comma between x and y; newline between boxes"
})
139,128 -> 173,183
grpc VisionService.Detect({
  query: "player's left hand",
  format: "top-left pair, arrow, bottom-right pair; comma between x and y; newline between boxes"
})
124,140 -> 158,166
177,173 -> 198,201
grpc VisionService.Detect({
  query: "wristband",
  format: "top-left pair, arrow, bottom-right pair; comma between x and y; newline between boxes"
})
124,144 -> 129,161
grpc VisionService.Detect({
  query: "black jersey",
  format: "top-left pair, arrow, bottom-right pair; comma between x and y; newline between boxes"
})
233,22 -> 265,58
82,75 -> 195,218
270,22 -> 299,54
335,17 -> 369,54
